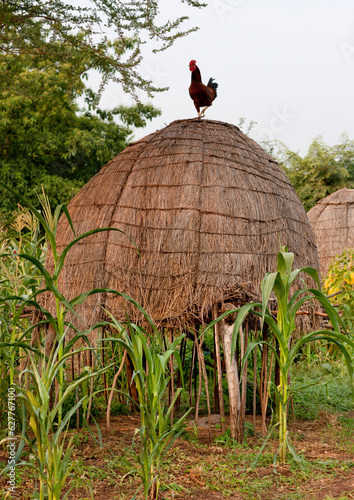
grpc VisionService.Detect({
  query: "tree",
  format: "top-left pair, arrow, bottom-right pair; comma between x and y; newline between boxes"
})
0,0 -> 206,101
0,49 -> 161,213
275,135 -> 354,211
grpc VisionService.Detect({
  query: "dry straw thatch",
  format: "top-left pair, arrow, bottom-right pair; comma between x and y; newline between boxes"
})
42,119 -> 319,332
308,188 -> 354,275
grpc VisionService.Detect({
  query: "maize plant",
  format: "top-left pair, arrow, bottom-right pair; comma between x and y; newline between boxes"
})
232,249 -> 354,464
106,311 -> 192,500
0,183 -> 138,496
14,339 -> 108,500
0,182 -> 135,424
0,206 -> 45,387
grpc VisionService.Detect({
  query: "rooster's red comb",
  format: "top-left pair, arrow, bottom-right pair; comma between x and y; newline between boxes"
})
189,60 -> 196,66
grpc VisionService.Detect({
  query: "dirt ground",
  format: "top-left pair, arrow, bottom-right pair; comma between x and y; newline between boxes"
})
1,413 -> 354,500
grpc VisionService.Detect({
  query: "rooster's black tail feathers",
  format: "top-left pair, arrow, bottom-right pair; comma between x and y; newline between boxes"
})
207,77 -> 218,98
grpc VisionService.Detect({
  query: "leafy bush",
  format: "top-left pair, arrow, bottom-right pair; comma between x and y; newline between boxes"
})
323,248 -> 354,333
292,361 -> 354,420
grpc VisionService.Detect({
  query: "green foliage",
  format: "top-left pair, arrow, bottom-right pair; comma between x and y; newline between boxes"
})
0,185 -> 194,499
109,400 -> 130,416
323,249 -> 354,333
292,362 -> 354,420
14,347 -> 100,500
232,249 -> 354,464
0,48 -> 161,213
276,135 -> 354,211
0,205 -> 45,390
106,313 -> 192,500
0,185 -> 136,498
0,0 -> 205,101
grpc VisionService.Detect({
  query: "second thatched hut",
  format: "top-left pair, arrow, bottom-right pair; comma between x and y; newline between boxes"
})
308,188 -> 354,275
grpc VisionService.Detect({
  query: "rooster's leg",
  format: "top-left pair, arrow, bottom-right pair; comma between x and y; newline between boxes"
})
200,106 -> 209,118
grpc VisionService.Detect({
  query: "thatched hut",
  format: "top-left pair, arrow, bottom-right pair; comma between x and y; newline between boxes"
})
42,118 -> 321,441
307,188 -> 354,275
42,118 -> 319,330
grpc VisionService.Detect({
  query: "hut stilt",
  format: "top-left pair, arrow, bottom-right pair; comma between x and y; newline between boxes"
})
213,304 -> 225,433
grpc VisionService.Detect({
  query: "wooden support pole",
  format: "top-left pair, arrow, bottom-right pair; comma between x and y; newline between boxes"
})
76,351 -> 81,430
194,330 -> 202,421
196,329 -> 212,440
86,351 -> 95,423
175,337 -> 186,412
169,329 -> 174,427
102,330 -> 108,405
253,340 -> 257,436
260,325 -> 268,436
106,350 -> 127,429
188,339 -> 196,407
213,333 -> 218,413
213,304 -> 226,434
239,321 -> 248,438
219,320 -> 241,442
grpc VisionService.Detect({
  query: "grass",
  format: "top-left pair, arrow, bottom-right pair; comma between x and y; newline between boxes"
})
325,415 -> 354,455
155,428 -> 354,499
292,359 -> 354,420
1,405 -> 354,499
1,352 -> 353,499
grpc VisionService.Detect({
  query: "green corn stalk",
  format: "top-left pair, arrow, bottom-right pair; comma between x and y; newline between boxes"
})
0,322 -> 112,498
0,208 -> 44,387
0,184 -> 149,496
232,249 -> 354,464
11,339 -> 107,499
0,182 -> 138,425
105,311 -> 193,500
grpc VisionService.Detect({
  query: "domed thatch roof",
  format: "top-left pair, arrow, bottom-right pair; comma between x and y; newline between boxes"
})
308,188 -> 354,275
43,119 -> 319,330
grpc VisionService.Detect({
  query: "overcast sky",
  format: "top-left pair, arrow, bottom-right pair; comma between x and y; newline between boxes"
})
99,0 -> 354,155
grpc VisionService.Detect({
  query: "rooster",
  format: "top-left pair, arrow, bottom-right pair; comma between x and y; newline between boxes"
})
189,60 -> 218,119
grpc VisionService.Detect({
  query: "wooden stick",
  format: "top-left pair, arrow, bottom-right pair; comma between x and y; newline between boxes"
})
71,349 -> 75,383
86,352 -> 95,423
196,329 -> 212,440
260,325 -> 268,436
239,322 -> 248,438
213,304 -> 225,434
188,339 -> 196,407
175,337 -> 185,411
253,339 -> 257,437
106,350 -> 127,429
169,329 -> 175,427
77,351 -> 81,430
213,332 -> 218,413
163,329 -> 171,408
194,339 -> 198,408
101,330 -> 108,405
194,330 -> 202,422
